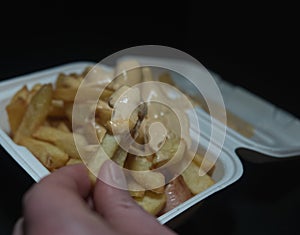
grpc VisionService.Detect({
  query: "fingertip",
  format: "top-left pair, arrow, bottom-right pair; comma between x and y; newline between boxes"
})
26,163 -> 92,203
93,160 -> 135,214
54,162 -> 90,178
97,160 -> 127,190
12,217 -> 24,235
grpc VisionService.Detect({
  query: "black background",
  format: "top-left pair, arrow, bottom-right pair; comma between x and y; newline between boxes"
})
0,1 -> 299,234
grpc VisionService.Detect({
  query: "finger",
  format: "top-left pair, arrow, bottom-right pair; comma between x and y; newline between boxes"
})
29,163 -> 91,199
23,163 -> 91,221
12,217 -> 24,235
22,164 -> 115,235
93,160 -> 176,235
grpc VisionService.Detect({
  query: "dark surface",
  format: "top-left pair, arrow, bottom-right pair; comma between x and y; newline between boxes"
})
1,2 -> 299,235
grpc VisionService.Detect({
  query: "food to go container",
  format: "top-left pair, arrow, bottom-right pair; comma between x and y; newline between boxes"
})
0,57 -> 300,225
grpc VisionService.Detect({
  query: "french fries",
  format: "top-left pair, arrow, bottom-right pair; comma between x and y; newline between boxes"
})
6,62 -> 217,217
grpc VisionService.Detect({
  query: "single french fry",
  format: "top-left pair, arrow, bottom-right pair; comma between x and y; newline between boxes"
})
56,121 -> 71,133
153,135 -> 186,167
127,178 -> 145,198
46,119 -> 71,132
66,158 -> 83,166
181,161 -> 215,195
65,102 -> 96,128
134,191 -> 166,216
19,137 -> 68,170
95,123 -> 107,143
33,126 -> 88,159
53,88 -> 77,102
105,119 -> 137,135
191,150 -> 215,176
10,85 -> 29,103
64,102 -> 73,122
14,84 -> 53,143
82,133 -> 118,176
99,87 -> 114,101
110,60 -> 142,90
84,133 -> 119,185
101,133 -> 118,158
111,147 -> 128,167
6,85 -> 29,135
142,67 -> 153,82
131,171 -> 165,194
125,155 -> 152,171
27,84 -> 43,102
85,148 -> 111,185
48,100 -> 66,117
55,73 -> 82,89
95,100 -> 112,127
158,72 -> 175,86
54,86 -> 113,103
126,156 -> 165,194
108,85 -> 130,107
79,122 -> 107,144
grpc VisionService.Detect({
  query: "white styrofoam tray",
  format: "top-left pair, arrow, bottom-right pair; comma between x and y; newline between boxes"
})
0,59 -> 299,224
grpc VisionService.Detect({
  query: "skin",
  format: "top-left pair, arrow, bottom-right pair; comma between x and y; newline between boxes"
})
12,161 -> 176,235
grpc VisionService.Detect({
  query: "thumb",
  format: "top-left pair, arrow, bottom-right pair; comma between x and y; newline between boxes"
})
93,160 -> 176,235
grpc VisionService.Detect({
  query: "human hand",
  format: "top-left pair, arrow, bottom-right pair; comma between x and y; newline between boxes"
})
12,160 -> 176,235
